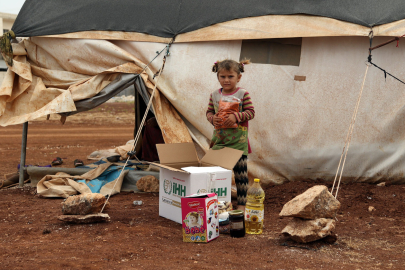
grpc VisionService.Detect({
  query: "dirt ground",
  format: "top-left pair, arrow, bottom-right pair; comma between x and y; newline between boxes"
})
1,102 -> 404,269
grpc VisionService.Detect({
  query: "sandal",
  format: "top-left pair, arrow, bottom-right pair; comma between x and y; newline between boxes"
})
51,157 -> 63,166
74,159 -> 84,167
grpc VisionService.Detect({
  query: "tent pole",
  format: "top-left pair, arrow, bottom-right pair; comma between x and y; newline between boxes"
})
19,122 -> 28,187
134,84 -> 141,138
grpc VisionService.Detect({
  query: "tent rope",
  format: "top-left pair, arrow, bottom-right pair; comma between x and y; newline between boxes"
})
367,33 -> 405,85
331,64 -> 370,199
331,31 -> 405,199
100,42 -> 172,213
126,45 -> 167,164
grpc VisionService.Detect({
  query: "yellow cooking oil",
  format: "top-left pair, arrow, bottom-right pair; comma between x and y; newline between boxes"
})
244,178 -> 265,234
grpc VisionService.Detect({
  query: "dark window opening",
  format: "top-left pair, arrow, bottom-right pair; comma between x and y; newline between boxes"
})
240,38 -> 302,66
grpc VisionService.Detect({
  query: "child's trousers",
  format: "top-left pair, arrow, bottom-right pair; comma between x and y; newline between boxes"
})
233,155 -> 248,205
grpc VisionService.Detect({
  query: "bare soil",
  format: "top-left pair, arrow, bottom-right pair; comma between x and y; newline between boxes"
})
1,102 -> 404,269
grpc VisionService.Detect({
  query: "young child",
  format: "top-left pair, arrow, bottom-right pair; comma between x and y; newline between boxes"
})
206,59 -> 255,211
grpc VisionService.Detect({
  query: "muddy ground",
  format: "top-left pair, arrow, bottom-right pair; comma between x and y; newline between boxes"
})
0,102 -> 404,269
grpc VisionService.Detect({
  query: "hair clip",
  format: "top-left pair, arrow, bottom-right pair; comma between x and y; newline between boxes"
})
215,61 -> 217,64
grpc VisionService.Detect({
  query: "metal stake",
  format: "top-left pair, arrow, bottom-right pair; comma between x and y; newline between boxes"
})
19,122 -> 28,187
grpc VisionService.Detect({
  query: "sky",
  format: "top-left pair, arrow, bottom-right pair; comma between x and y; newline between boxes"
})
0,0 -> 25,14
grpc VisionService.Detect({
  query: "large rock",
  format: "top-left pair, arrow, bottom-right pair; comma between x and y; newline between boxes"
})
136,175 -> 159,192
279,185 -> 340,219
61,193 -> 108,215
58,213 -> 110,224
282,217 -> 336,243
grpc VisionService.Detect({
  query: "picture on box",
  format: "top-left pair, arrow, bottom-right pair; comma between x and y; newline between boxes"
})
184,212 -> 201,228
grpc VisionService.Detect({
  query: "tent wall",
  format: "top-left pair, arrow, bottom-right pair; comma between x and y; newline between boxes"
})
123,37 -> 405,184
2,36 -> 405,184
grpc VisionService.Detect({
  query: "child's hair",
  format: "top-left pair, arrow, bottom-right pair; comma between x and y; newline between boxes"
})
212,59 -> 250,75
189,212 -> 199,220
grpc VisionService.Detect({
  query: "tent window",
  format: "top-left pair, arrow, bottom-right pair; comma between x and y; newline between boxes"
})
3,29 -> 9,34
240,38 -> 302,66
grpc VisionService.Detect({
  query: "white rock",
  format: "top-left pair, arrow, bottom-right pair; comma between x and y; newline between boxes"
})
62,193 -> 109,215
58,213 -> 110,224
279,185 -> 340,219
282,217 -> 336,243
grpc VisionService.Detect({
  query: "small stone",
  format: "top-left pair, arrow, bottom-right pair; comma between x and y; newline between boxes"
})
62,193 -> 109,215
281,217 -> 336,243
279,185 -> 341,219
136,175 -> 159,192
133,201 -> 143,206
377,182 -> 385,187
57,213 -> 110,224
368,206 -> 376,212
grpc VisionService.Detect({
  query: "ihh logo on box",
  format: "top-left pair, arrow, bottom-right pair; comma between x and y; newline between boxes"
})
173,182 -> 186,197
211,187 -> 227,197
164,179 -> 186,197
163,179 -> 172,195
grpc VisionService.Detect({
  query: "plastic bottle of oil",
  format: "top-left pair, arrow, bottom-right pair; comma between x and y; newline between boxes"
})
244,178 -> 265,234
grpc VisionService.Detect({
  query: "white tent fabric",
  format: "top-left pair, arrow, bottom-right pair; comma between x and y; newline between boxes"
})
0,38 -> 192,144
2,15 -> 405,184
133,36 -> 405,184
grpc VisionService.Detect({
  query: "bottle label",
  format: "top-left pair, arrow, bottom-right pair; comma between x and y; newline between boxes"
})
230,221 -> 244,230
245,208 -> 264,222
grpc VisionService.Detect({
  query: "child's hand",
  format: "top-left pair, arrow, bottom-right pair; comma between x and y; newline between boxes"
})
223,114 -> 237,127
213,115 -> 222,126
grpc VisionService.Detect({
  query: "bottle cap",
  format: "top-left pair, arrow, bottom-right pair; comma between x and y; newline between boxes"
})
254,178 -> 260,182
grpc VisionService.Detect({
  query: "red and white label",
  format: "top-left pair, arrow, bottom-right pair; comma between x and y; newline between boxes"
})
206,199 -> 216,210
188,201 -> 200,208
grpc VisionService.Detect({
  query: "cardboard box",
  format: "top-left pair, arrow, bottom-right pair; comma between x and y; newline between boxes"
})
181,193 -> 219,243
153,142 -> 242,223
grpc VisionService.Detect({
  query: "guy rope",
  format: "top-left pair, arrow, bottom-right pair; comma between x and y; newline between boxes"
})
330,64 -> 370,199
331,30 -> 405,199
100,39 -> 174,213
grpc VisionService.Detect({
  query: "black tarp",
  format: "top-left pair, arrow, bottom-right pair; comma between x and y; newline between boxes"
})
60,73 -> 153,116
12,0 -> 405,38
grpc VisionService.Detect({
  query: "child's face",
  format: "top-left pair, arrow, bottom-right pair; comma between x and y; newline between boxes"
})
189,215 -> 197,223
217,69 -> 242,93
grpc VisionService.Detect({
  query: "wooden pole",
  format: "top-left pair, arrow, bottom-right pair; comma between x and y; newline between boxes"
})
19,122 -> 28,187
